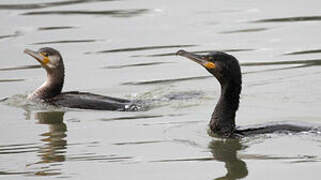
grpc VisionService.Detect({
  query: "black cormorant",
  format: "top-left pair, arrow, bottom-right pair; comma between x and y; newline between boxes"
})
24,47 -> 140,111
176,49 -> 314,137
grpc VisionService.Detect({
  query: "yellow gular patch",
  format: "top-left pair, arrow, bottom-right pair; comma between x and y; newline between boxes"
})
42,57 -> 50,64
204,62 -> 216,69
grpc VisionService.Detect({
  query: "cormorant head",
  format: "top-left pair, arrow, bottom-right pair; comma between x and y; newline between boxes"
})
24,47 -> 64,73
176,49 -> 241,86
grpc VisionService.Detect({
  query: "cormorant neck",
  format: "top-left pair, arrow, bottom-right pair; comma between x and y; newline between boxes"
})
28,68 -> 64,100
210,79 -> 241,136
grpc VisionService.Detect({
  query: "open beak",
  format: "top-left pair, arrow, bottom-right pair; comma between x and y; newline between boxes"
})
24,49 -> 49,66
176,49 -> 216,69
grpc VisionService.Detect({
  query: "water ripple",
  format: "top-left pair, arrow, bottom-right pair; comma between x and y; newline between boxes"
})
0,79 -> 25,83
0,31 -> 21,40
241,58 -> 321,67
0,143 -> 39,155
0,171 -> 30,176
22,9 -> 149,17
220,28 -> 268,34
152,157 -> 214,163
122,76 -> 211,86
67,154 -> 133,162
284,49 -> 321,55
38,26 -> 76,31
30,39 -> 99,45
88,44 -> 196,54
100,115 -> 163,121
103,62 -> 171,69
0,65 -> 40,71
113,140 -> 165,146
253,16 -> 321,23
0,0 -> 116,10
153,153 -> 319,163
240,154 -> 318,161
242,59 -> 321,75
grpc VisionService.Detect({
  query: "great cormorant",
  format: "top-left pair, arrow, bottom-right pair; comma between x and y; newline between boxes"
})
24,47 -> 140,111
177,49 -> 314,137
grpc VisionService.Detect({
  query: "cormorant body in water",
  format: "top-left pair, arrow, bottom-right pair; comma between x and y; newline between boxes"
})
24,47 -> 140,111
176,49 -> 315,137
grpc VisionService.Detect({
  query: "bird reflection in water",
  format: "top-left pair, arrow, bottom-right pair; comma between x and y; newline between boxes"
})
26,111 -> 67,176
209,139 -> 248,180
36,111 -> 67,164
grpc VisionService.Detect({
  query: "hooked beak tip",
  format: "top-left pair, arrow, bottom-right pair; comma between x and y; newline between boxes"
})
176,49 -> 187,56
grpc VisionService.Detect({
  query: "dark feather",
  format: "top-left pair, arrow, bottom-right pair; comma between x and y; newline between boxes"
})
47,91 -> 142,111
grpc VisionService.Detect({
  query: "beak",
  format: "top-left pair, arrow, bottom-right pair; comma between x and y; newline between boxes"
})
176,49 -> 216,69
24,49 -> 49,66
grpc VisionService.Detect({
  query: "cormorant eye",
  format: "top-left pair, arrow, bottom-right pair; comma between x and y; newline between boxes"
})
206,56 -> 214,61
41,52 -> 49,57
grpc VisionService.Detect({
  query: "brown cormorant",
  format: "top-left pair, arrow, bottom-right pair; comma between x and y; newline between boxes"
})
24,47 -> 140,111
176,49 -> 314,137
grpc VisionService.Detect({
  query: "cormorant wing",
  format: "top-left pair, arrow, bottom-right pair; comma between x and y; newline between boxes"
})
48,91 -> 138,111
